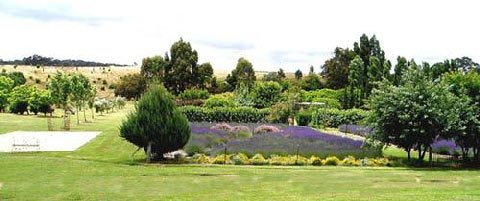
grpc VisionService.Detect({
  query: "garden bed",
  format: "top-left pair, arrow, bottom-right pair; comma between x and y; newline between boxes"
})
185,122 -> 381,158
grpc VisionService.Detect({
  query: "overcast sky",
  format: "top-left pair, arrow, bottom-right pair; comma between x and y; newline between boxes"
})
0,0 -> 479,73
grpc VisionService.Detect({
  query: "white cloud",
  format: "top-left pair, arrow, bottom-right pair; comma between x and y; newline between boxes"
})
0,0 -> 479,73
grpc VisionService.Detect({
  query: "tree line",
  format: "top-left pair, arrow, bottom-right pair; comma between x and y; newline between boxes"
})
0,54 -> 128,67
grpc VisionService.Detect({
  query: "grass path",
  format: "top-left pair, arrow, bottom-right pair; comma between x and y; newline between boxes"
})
1,104 -> 480,200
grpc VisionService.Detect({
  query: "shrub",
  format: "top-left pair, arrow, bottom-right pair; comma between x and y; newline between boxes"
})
119,85 -> 190,162
35,78 -> 41,84
204,96 -> 236,108
175,99 -> 204,106
295,109 -> 311,126
192,154 -> 211,164
309,156 -> 323,166
250,153 -> 267,165
250,81 -> 282,108
179,89 -> 209,100
179,106 -> 270,123
102,79 -> 108,85
210,123 -> 233,132
312,108 -> 368,127
114,73 -> 147,100
302,89 -> 341,101
0,76 -> 14,112
323,156 -> 340,166
232,153 -> 250,165
341,156 -> 359,166
212,154 -> 232,164
8,85 -> 35,114
100,86 -> 105,91
254,125 -> 281,133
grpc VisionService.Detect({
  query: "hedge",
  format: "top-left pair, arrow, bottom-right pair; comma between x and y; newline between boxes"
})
312,108 -> 369,127
179,106 -> 270,123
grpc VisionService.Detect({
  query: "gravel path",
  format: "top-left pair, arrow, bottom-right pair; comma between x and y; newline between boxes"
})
0,131 -> 100,152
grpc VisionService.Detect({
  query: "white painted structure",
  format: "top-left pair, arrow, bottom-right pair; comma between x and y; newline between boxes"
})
0,131 -> 100,152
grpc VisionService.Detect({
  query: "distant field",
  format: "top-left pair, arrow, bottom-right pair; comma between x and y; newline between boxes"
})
1,105 -> 480,200
0,65 -> 139,98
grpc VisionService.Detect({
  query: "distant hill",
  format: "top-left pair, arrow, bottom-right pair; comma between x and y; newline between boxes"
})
0,54 -> 128,67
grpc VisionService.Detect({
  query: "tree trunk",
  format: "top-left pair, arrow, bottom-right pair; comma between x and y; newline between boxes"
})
91,107 -> 95,120
428,146 -> 433,167
76,106 -> 80,125
146,142 -> 152,163
417,144 -> 423,161
407,149 -> 411,161
84,108 -> 87,123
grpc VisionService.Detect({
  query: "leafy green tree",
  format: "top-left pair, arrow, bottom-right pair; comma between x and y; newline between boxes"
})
294,69 -> 303,80
70,74 -> 92,124
393,56 -> 408,86
87,87 -> 97,120
300,74 -> 322,91
0,76 -> 14,112
226,57 -> 256,90
309,66 -> 315,74
29,88 -> 53,116
251,81 -> 283,108
442,71 -> 480,160
345,56 -> 363,108
4,72 -> 26,87
353,34 -> 389,100
8,85 -> 35,115
369,69 -> 461,162
114,73 -> 147,100
120,85 -> 190,163
48,72 -> 71,119
165,38 -> 199,94
140,55 -> 168,81
197,62 -> 214,88
321,47 -> 355,89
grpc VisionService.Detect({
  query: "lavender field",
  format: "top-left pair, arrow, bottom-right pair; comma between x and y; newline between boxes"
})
186,122 -> 381,158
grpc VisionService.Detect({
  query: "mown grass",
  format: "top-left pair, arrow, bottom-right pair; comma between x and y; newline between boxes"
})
1,104 -> 480,200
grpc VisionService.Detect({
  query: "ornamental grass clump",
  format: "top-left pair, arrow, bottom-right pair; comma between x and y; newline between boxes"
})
254,125 -> 281,134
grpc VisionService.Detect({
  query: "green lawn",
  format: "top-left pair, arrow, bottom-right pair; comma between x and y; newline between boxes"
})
1,105 -> 480,200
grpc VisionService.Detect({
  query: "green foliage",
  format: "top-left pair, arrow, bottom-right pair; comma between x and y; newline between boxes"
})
29,88 -> 53,115
48,72 -> 71,109
8,85 -> 35,114
0,76 -> 14,112
313,108 -> 368,127
368,69 -> 462,161
120,85 -> 191,161
204,96 -> 236,108
179,106 -> 270,123
323,156 -> 341,166
114,73 -> 147,100
226,57 -> 256,90
294,69 -> 303,80
2,71 -> 26,87
250,153 -> 267,165
140,55 -> 168,81
300,74 -> 322,91
178,89 -> 210,100
295,109 -> 311,126
322,47 -> 356,89
250,81 -> 282,108
301,89 -> 342,109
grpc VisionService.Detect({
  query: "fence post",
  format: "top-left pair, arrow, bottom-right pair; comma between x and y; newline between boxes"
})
224,147 -> 227,165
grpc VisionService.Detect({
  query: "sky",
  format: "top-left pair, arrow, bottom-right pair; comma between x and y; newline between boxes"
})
0,0 -> 479,73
